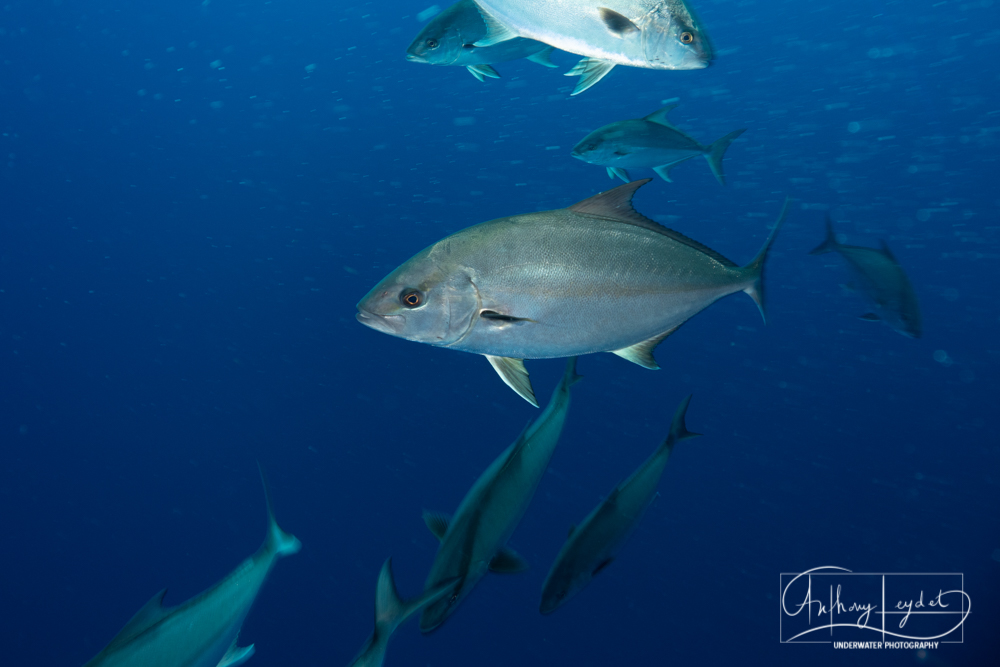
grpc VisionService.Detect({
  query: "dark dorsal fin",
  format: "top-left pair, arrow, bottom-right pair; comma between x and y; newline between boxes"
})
105,589 -> 171,650
422,511 -> 451,541
878,239 -> 898,263
567,180 -> 738,268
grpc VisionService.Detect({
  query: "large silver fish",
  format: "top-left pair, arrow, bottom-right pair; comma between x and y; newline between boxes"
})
419,359 -> 581,632
572,104 -> 745,185
809,216 -> 922,338
83,471 -> 300,667
406,0 -> 558,82
356,180 -> 789,406
347,559 -> 456,667
539,395 -> 699,614
470,0 -> 713,94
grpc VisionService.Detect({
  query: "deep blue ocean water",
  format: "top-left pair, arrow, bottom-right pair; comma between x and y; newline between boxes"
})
1,1 -> 998,665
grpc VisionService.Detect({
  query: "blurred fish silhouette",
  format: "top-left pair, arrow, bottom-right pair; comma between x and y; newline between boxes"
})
810,216 -> 922,338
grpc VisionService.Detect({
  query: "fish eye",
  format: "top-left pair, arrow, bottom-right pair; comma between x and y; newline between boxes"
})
680,31 -> 694,44
400,289 -> 423,308
426,38 -> 439,49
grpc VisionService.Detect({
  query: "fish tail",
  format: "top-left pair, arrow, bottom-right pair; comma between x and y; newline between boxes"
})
742,198 -> 792,324
662,394 -> 701,453
704,128 -> 746,185
258,463 -> 302,558
375,559 -> 455,636
808,215 -> 838,255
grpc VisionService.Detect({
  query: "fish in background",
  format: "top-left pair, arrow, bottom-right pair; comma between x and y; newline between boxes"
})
419,359 -> 581,632
470,0 -> 713,94
572,104 -> 745,185
357,180 -> 789,406
83,469 -> 301,667
406,0 -> 558,82
809,216 -> 922,338
347,559 -> 456,667
540,395 -> 699,613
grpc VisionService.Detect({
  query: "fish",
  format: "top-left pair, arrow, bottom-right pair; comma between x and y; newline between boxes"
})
419,359 -> 581,632
572,104 -> 745,185
406,0 -> 558,82
356,179 -> 789,406
809,216 -> 922,338
348,559 -> 457,667
540,394 -> 699,614
469,0 -> 713,94
83,467 -> 301,667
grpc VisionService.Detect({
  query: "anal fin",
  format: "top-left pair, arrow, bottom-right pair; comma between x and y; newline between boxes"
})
611,324 -> 684,370
486,355 -> 538,407
466,64 -> 500,81
489,546 -> 529,573
218,639 -> 255,667
564,57 -> 615,96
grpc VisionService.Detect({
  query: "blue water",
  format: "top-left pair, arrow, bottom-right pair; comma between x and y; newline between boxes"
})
2,1 -> 998,665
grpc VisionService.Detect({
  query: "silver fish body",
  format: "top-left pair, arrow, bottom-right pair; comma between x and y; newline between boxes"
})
406,0 -> 557,80
357,180 -> 789,405
540,395 -> 699,614
573,104 -> 745,185
419,360 -> 580,632
471,0 -> 712,93
810,217 -> 922,338
84,471 -> 300,667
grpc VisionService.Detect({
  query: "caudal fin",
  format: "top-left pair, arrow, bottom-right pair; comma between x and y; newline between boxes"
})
258,463 -> 302,558
704,128 -> 746,185
808,216 -> 839,255
666,395 -> 701,446
375,558 -> 455,637
742,198 -> 792,324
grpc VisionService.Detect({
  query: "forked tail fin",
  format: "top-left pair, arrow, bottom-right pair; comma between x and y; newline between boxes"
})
662,394 -> 702,453
259,463 -> 302,558
704,128 -> 746,185
743,198 -> 792,324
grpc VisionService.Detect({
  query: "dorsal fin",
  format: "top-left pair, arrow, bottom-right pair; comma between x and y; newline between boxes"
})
878,239 -> 898,262
643,104 -> 679,128
105,589 -> 171,650
567,180 -> 739,268
422,511 -> 451,541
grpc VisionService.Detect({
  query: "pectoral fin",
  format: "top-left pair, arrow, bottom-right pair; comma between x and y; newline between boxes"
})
218,640 -> 255,667
606,166 -> 630,183
466,64 -> 500,82
564,57 -> 615,96
526,45 -> 558,68
859,313 -> 881,321
489,546 -> 529,573
486,355 -> 538,407
423,511 -> 451,541
611,324 -> 683,370
599,8 -> 639,36
472,7 -> 518,47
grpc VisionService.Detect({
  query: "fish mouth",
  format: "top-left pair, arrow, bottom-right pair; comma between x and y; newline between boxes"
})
405,52 -> 426,63
355,308 -> 404,334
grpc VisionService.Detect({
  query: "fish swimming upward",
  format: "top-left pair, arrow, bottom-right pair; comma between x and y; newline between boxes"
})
809,216 -> 922,338
356,180 -> 790,406
83,470 -> 301,667
540,395 -> 699,614
406,0 -> 558,82
470,0 -> 713,94
572,104 -> 746,185
419,359 -> 581,633
347,559 -> 456,667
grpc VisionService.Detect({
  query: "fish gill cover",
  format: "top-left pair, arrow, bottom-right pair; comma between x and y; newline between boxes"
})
0,1 -> 997,667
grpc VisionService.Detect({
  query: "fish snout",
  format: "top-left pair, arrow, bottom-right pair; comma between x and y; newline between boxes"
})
355,308 -> 404,335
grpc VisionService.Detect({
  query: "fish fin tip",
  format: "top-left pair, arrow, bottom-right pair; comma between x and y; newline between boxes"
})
472,5 -> 518,47
104,588 -> 172,651
611,324 -> 683,369
466,65 -> 485,82
485,355 -> 538,406
564,57 -> 615,95
643,104 -> 679,127
562,357 -> 583,388
422,511 -> 451,541
667,394 -> 701,446
652,156 -> 697,182
218,640 -> 256,667
526,45 -> 558,68
609,166 -> 630,183
808,215 -> 838,255
258,464 -> 301,557
489,546 -> 530,573
705,128 -> 746,185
